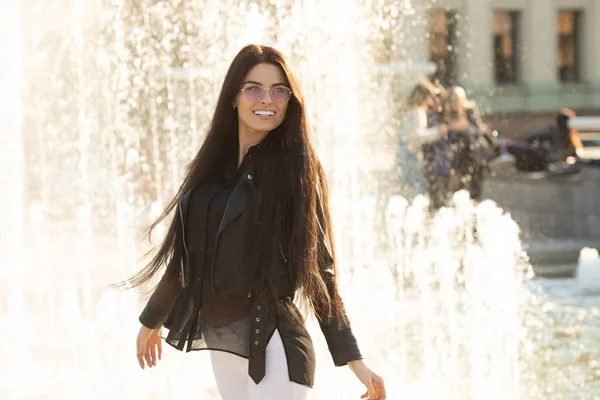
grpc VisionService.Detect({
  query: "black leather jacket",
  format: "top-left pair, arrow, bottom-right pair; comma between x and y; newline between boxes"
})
138,148 -> 362,387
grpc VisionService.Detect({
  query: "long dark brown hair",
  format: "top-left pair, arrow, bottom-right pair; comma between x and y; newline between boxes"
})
120,44 -> 346,326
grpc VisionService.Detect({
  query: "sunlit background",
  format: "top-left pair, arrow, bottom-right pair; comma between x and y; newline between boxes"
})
1,0 -> 600,399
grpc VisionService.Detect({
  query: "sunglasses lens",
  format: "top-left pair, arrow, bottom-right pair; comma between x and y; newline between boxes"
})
271,87 -> 291,104
243,85 -> 263,101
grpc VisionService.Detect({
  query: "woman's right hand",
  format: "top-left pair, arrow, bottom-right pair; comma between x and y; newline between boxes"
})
136,324 -> 163,369
440,124 -> 449,137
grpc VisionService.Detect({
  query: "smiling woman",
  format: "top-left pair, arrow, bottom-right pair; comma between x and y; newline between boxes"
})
119,44 -> 387,400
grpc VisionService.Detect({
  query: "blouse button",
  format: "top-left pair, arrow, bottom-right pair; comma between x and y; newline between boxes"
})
256,317 -> 261,322
256,305 -> 261,310
255,340 -> 259,345
255,329 -> 260,334
247,174 -> 253,180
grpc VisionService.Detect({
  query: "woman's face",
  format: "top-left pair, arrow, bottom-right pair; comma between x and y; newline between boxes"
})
234,63 -> 290,139
431,94 -> 442,113
449,92 -> 463,112
418,92 -> 434,111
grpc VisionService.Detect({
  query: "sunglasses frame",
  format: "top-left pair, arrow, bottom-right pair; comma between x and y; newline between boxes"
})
240,85 -> 293,104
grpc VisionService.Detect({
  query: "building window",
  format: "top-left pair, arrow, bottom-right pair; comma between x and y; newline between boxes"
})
492,11 -> 520,85
427,10 -> 457,86
557,10 -> 581,83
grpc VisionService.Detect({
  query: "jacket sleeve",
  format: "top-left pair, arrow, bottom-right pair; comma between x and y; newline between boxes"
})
314,186 -> 363,367
400,107 -> 442,150
138,258 -> 183,330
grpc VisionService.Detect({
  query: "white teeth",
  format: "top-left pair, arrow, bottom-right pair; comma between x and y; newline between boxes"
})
253,110 -> 275,116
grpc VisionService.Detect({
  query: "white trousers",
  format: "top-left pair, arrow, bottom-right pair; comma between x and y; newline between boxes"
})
209,330 -> 312,400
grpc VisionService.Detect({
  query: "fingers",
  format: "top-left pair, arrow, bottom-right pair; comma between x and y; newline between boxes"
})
360,388 -> 377,400
361,377 -> 386,400
136,350 -> 145,369
149,343 -> 157,367
136,337 -> 146,369
137,344 -> 160,369
365,380 -> 377,400
373,375 -> 387,400
143,344 -> 153,368
157,339 -> 163,361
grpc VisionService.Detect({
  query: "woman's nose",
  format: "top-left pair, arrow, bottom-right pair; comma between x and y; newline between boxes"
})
260,89 -> 274,104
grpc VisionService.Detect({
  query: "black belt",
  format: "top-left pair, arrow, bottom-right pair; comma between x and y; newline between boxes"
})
248,297 -> 267,384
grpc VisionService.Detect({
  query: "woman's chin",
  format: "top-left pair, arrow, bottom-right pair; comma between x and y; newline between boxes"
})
249,121 -> 281,133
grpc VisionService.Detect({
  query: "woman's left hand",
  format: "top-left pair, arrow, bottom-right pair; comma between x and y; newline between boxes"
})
348,359 -> 386,400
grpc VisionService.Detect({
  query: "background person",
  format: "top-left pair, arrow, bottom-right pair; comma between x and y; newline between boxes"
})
555,108 -> 581,161
398,80 -> 450,210
445,86 -> 486,200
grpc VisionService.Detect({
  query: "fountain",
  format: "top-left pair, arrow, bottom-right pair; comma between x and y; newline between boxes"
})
0,1 -> 26,398
3,1 -> 600,399
577,248 -> 600,294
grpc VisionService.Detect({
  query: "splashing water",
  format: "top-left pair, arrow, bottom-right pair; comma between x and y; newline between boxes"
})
4,1 -> 597,399
1,1 -> 25,398
377,191 -> 530,399
577,248 -> 600,294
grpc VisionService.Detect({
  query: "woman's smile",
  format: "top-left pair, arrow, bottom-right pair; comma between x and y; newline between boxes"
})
252,109 -> 277,119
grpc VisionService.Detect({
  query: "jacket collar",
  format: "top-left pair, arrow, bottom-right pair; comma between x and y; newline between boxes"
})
216,170 -> 254,237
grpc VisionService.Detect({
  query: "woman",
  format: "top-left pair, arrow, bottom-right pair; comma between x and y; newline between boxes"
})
123,45 -> 386,400
446,86 -> 485,200
398,80 -> 450,210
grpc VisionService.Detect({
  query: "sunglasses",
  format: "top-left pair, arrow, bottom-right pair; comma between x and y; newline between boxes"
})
240,85 -> 292,104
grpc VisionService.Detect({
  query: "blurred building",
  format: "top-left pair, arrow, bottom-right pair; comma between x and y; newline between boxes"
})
408,0 -> 600,116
